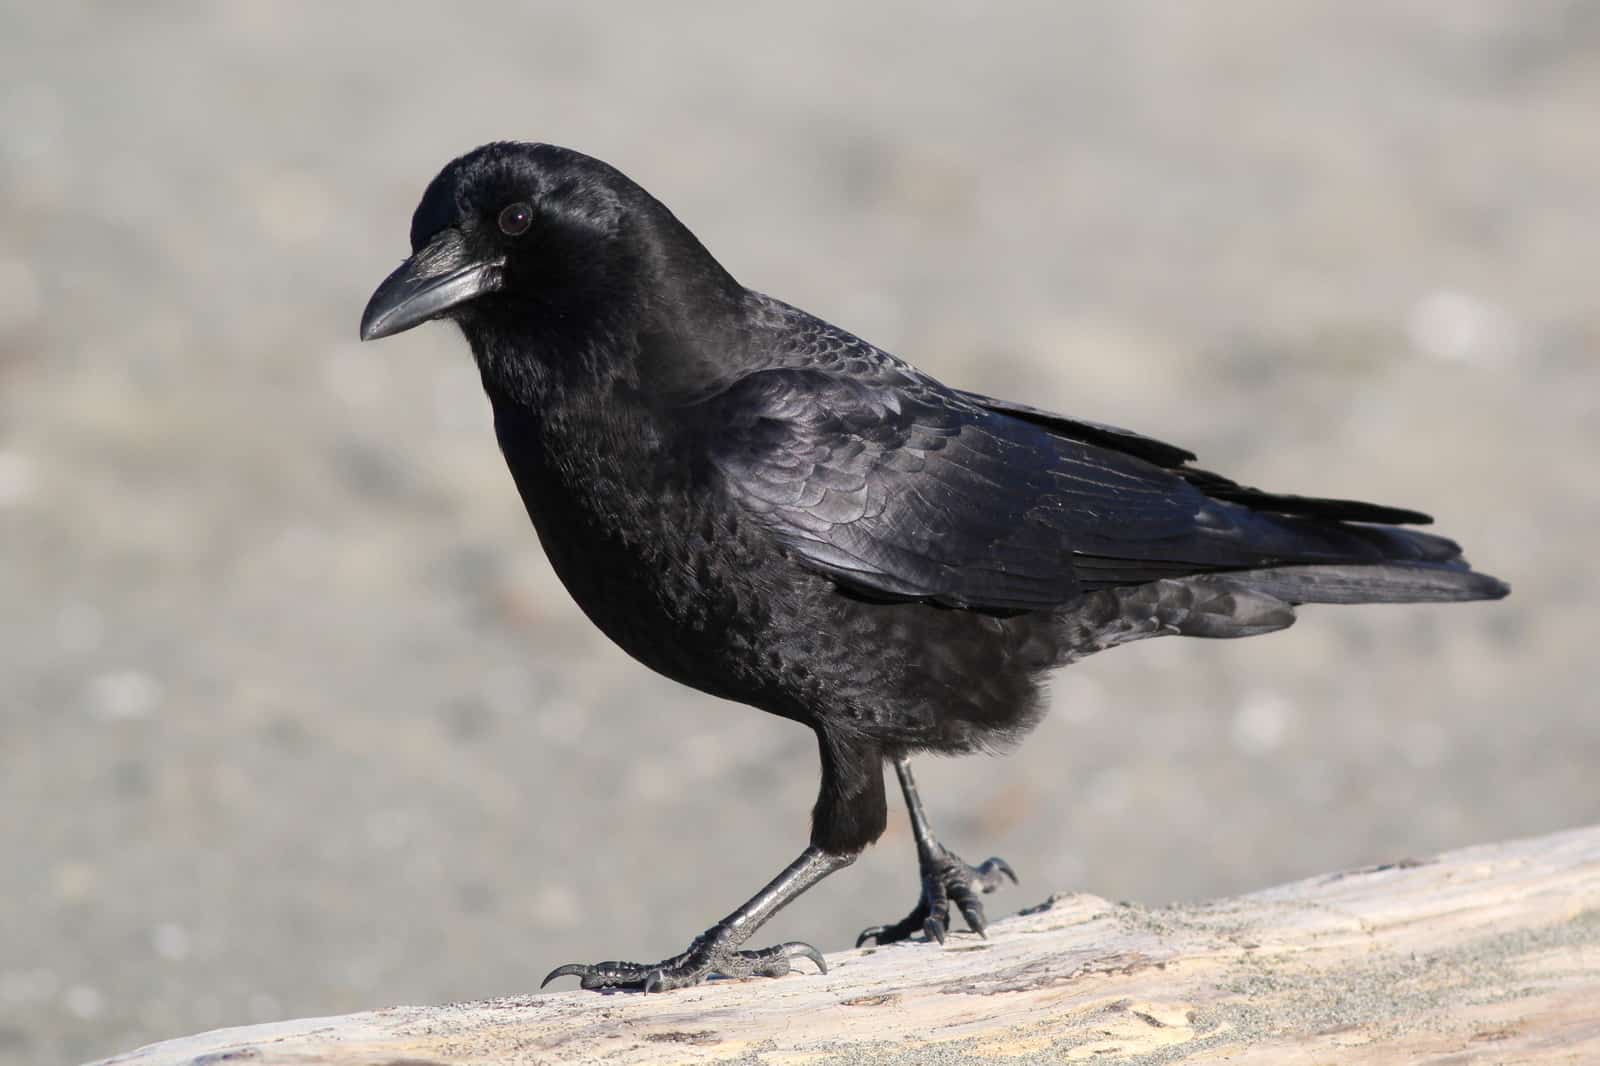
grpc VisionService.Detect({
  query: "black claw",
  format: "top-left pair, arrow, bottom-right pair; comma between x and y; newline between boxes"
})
923,915 -> 947,944
783,941 -> 827,974
980,857 -> 1019,887
856,926 -> 884,948
542,962 -> 592,989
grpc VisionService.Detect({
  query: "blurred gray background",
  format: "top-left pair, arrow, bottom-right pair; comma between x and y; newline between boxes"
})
2,2 -> 1597,1063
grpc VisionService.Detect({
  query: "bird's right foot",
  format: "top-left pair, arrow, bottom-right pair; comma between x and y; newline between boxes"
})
542,927 -> 825,992
857,847 -> 1017,947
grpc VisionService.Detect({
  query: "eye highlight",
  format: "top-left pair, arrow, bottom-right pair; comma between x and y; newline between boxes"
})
498,202 -> 533,236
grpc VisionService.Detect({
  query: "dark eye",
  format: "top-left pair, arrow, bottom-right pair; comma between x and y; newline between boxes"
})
498,202 -> 532,236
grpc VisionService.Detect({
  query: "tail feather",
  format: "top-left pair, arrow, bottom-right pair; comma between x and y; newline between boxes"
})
1201,514 -> 1508,606
1056,557 -> 1505,663
1214,562 -> 1509,606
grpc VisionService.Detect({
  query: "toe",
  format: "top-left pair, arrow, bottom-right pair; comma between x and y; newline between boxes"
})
542,960 -> 658,991
950,883 -> 989,937
541,962 -> 591,989
542,930 -> 824,994
857,899 -> 930,947
856,925 -> 889,948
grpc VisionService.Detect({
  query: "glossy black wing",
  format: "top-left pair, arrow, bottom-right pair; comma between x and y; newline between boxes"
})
700,365 -> 1357,610
701,301 -> 1446,610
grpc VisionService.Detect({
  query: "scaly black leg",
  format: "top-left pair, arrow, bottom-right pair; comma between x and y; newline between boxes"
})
856,755 -> 1017,946
542,846 -> 852,992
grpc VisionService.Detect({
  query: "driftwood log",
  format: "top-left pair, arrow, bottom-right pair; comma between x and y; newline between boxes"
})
94,825 -> 1599,1065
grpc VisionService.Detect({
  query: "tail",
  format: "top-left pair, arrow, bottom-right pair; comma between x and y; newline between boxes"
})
1056,552 -> 1505,662
1212,560 -> 1509,606
1212,522 -> 1508,606
1157,525 -> 1507,642
1058,521 -> 1507,657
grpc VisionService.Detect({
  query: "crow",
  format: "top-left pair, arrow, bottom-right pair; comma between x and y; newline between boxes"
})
360,142 -> 1508,992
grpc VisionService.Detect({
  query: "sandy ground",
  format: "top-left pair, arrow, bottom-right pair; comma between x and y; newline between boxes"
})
1,3 -> 1597,1064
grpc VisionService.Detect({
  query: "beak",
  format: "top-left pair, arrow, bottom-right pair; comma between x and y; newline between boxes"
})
360,228 -> 504,341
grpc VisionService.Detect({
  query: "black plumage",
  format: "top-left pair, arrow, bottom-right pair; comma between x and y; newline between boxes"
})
360,142 -> 1508,991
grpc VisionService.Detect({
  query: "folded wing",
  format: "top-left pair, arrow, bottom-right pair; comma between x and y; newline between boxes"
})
700,351 -> 1458,612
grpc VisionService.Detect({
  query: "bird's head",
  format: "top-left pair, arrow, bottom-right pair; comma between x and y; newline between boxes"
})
360,142 -> 735,362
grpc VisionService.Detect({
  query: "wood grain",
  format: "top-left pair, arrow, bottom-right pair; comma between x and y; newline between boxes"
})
92,825 -> 1600,1065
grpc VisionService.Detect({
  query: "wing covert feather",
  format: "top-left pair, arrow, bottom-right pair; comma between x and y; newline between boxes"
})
702,367 -> 1216,609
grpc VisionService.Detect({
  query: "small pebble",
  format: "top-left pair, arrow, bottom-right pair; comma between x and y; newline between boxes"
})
87,671 -> 162,721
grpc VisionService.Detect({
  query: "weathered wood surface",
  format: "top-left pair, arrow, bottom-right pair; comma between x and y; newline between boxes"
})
93,825 -> 1600,1065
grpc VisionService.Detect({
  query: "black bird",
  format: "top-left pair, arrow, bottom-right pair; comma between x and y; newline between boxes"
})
360,142 -> 1508,992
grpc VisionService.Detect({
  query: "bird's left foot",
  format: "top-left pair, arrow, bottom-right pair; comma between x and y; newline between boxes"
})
542,926 -> 826,992
857,846 -> 1017,946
